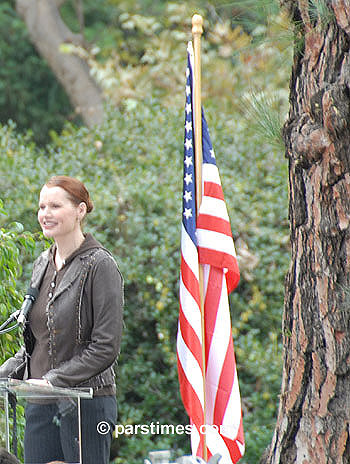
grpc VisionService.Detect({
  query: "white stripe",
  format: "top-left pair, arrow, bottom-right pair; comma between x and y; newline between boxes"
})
202,270 -> 243,446
179,274 -> 202,341
181,224 -> 199,279
202,263 -> 210,297
206,427 -> 236,464
237,440 -> 245,455
197,229 -> 236,256
199,196 -> 230,222
190,424 -> 200,457
203,163 -> 221,185
176,327 -> 204,408
219,276 -> 243,440
221,375 -> 242,438
205,279 -> 232,421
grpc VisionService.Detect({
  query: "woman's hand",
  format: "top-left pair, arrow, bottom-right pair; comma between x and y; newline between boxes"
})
26,378 -> 52,387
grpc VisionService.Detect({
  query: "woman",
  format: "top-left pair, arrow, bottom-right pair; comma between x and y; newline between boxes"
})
0,176 -> 123,464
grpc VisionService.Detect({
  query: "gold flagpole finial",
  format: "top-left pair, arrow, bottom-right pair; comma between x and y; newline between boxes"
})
192,14 -> 203,36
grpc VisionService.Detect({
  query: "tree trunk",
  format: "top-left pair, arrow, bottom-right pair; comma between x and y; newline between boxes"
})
16,0 -> 104,127
262,1 -> 350,463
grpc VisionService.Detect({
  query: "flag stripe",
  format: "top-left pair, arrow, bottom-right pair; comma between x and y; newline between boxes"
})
202,163 -> 221,185
199,247 -> 239,275
198,196 -> 230,222
177,347 -> 204,423
197,214 -> 233,236
197,230 -> 237,256
181,225 -> 199,272
178,287 -> 202,345
180,256 -> 200,306
178,302 -> 203,366
203,181 -> 225,200
213,337 -> 235,424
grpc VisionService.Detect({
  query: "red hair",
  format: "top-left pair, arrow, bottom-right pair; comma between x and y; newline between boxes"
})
45,176 -> 94,213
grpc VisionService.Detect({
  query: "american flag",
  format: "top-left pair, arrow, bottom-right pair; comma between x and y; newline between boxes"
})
177,42 -> 245,463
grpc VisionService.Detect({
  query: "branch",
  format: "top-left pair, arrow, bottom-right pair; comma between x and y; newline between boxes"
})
15,0 -> 104,127
74,0 -> 85,34
55,0 -> 68,8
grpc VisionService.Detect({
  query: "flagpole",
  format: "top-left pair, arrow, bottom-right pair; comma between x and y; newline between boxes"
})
192,14 -> 207,463
192,14 -> 203,209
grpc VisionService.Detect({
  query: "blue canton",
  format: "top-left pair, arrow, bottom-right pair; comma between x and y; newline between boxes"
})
182,54 -> 197,246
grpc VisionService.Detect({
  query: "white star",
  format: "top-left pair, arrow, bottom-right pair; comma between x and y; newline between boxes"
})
184,155 -> 192,168
183,208 -> 192,219
186,85 -> 191,96
184,190 -> 192,202
210,149 -> 215,158
185,103 -> 191,115
184,138 -> 192,151
186,68 -> 190,78
185,120 -> 192,133
184,173 -> 192,185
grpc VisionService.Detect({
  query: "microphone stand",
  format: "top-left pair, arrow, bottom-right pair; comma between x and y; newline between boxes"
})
0,308 -> 24,458
0,310 -> 21,334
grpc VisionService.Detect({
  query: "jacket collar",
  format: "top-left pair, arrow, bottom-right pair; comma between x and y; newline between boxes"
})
31,234 -> 103,299
53,248 -> 101,301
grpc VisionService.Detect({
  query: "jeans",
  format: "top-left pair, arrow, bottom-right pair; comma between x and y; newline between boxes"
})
24,396 -> 117,464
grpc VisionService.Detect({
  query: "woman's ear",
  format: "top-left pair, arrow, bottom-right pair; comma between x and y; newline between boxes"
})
78,202 -> 87,221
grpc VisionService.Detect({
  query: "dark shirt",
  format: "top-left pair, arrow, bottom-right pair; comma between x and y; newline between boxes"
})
29,234 -> 116,396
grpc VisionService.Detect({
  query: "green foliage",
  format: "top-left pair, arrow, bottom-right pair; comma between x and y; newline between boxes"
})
84,2 -> 291,113
309,0 -> 335,27
0,199 -> 37,358
241,92 -> 285,151
0,202 -> 31,457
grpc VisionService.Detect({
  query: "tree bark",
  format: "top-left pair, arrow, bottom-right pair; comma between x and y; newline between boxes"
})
262,1 -> 350,463
16,0 -> 104,127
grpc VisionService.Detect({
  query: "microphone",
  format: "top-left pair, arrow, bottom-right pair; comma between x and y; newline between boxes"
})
17,287 -> 39,324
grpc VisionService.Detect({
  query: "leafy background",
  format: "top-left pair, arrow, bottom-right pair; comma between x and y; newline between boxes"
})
0,1 -> 293,463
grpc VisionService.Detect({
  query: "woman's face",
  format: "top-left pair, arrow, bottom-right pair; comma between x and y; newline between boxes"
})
38,185 -> 85,241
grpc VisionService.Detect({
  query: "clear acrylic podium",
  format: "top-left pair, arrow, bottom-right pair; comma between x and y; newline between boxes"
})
0,379 -> 93,464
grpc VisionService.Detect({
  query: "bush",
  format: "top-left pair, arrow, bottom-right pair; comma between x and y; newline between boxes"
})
0,200 -> 37,456
0,199 -> 37,353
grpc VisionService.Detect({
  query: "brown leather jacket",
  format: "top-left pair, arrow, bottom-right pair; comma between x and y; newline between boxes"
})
0,235 -> 123,394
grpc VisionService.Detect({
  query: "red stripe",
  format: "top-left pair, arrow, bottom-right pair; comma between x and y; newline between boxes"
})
237,415 -> 245,446
226,268 -> 240,294
197,214 -> 232,236
203,181 -> 224,200
206,447 -> 213,462
198,247 -> 240,289
198,247 -> 237,271
178,303 -> 203,368
203,267 -> 222,364
213,336 -> 235,424
220,415 -> 244,461
222,432 -> 244,462
177,359 -> 204,427
192,423 -> 205,459
180,254 -> 200,305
